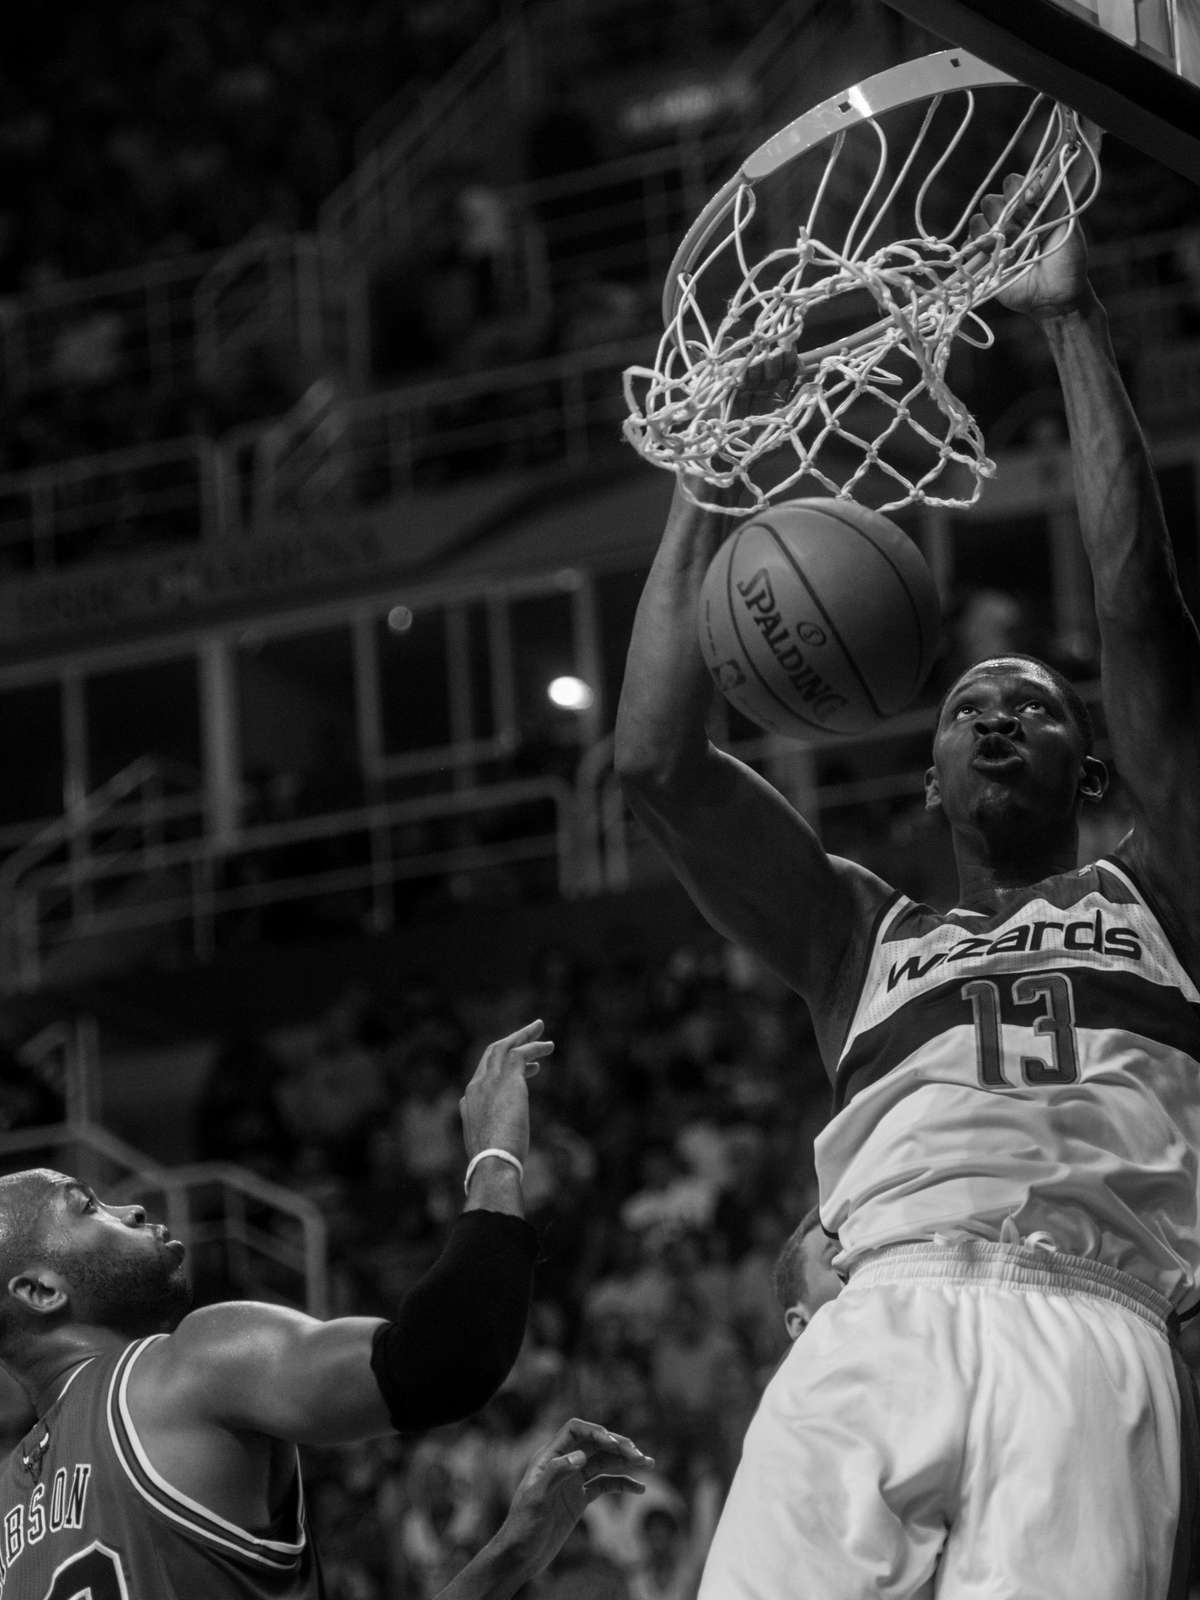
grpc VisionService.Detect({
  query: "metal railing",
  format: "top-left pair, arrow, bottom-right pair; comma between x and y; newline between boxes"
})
1,1002 -> 326,1311
0,251 -> 219,400
0,757 -> 206,983
2,772 -> 578,991
250,378 -> 351,525
0,436 -> 217,573
4,272 -> 1199,572
0,1121 -> 328,1316
254,337 -> 643,522
193,231 -> 362,389
321,3 -> 538,248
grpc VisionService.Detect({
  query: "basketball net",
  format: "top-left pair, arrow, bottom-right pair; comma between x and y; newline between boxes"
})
622,54 -> 1102,515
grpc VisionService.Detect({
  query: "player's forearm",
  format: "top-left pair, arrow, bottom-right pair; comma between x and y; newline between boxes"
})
370,1210 -> 537,1430
432,1528 -> 532,1600
614,474 -> 732,788
1040,293 -> 1183,626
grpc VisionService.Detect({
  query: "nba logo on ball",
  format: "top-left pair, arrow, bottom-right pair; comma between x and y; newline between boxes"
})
698,498 -> 941,737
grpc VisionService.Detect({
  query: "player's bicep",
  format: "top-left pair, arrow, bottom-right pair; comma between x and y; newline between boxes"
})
625,748 -> 873,1002
159,1304 -> 391,1446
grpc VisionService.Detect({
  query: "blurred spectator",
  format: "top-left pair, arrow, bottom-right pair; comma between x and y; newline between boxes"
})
391,1442 -> 490,1600
373,1046 -> 462,1188
277,988 -> 386,1176
0,1039 -> 64,1134
584,1470 -> 686,1581
627,1471 -> 723,1600
539,1521 -> 632,1600
194,1029 -> 290,1178
649,1288 -> 742,1434
620,1143 -> 718,1245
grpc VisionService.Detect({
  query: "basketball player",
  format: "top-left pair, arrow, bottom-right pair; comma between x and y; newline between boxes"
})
615,198 -> 1200,1595
0,1020 -> 652,1596
771,1205 -> 843,1341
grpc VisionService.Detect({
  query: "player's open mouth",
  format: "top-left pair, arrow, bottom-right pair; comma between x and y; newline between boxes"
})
971,736 -> 1023,772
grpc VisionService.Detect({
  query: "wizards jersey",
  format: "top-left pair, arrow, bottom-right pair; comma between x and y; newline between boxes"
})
816,855 -> 1200,1310
0,1336 -> 323,1598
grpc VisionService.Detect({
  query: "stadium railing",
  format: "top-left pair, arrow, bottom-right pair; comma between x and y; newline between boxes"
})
0,765 -> 579,992
0,1021 -> 328,1315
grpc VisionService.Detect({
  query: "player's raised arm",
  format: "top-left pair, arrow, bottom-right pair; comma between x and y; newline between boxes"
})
613,473 -> 888,1034
134,1022 -> 552,1446
1000,208 -> 1200,960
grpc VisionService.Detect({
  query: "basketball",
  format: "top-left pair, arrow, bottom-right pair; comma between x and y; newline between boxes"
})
697,498 -> 941,737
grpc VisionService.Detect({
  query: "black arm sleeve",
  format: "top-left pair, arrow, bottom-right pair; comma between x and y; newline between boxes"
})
369,1209 -> 538,1432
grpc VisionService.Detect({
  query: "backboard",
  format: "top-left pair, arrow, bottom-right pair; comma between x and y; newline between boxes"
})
879,0 -> 1200,180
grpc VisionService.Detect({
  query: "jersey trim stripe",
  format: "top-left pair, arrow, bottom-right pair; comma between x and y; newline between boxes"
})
106,1339 -> 306,1572
834,965 -> 1200,1111
880,862 -> 1140,946
1103,853 -> 1198,989
836,887 -> 905,1059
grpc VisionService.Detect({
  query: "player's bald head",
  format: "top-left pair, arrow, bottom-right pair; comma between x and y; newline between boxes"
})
0,1170 -> 63,1246
0,1170 -> 68,1353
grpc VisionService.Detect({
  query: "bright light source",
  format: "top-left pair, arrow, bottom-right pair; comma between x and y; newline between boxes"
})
387,605 -> 414,634
547,675 -> 595,712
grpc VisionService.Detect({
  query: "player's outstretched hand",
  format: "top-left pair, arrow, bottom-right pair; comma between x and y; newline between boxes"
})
433,1419 -> 653,1600
497,1419 -> 653,1582
459,1019 -> 555,1168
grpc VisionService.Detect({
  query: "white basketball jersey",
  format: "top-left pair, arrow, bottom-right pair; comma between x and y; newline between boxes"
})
816,855 -> 1200,1310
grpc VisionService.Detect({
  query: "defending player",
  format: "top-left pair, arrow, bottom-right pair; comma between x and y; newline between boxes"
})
0,1021 -> 651,1597
615,197 -> 1200,1595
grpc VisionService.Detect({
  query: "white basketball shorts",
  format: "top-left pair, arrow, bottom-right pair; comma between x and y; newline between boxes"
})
698,1240 -> 1198,1599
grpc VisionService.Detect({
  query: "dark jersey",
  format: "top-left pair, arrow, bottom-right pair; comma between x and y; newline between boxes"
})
0,1336 -> 324,1598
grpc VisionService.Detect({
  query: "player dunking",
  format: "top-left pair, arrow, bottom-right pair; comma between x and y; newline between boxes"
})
615,192 -> 1200,1595
0,1022 -> 651,1598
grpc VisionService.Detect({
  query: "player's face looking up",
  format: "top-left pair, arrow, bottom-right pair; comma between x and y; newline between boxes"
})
925,657 -> 1106,848
3,1171 -> 191,1340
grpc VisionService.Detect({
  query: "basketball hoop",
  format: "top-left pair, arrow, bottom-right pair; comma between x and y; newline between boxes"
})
622,52 -> 1102,514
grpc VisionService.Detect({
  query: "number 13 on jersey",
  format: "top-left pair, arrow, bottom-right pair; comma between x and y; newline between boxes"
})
962,972 -> 1080,1087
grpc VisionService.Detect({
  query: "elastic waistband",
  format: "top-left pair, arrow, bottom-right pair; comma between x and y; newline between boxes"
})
847,1240 -> 1172,1336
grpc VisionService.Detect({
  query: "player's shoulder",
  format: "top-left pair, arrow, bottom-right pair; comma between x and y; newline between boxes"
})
811,854 -> 901,1056
131,1303 -> 311,1406
827,853 -> 901,928
1108,830 -> 1200,985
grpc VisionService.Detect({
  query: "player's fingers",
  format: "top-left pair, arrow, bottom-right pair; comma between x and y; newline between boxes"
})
580,1441 -> 656,1477
478,1020 -> 545,1071
548,1419 -> 654,1465
595,1429 -> 649,1462
978,191 -> 1006,228
493,1019 -> 545,1052
514,1038 -> 554,1079
966,214 -> 998,248
584,1475 -> 647,1504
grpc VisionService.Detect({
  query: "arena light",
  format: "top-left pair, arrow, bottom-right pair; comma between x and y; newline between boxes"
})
547,676 -> 595,712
